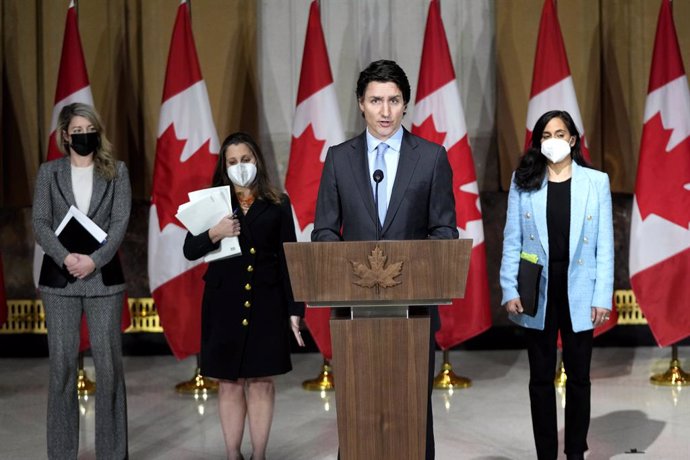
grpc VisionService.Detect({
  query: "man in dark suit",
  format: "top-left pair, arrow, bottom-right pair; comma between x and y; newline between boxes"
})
312,59 -> 458,460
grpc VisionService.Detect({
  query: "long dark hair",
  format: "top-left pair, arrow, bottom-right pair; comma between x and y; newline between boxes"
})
514,110 -> 591,191
211,132 -> 282,204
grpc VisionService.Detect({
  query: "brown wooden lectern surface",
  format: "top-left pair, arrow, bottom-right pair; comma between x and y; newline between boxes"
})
284,240 -> 471,460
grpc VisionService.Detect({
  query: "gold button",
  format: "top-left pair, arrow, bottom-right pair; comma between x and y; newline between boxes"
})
247,265 -> 254,272
587,215 -> 592,220
525,212 -> 531,219
250,247 -> 256,254
244,300 -> 251,308
583,236 -> 589,243
242,319 -> 249,326
245,283 -> 252,291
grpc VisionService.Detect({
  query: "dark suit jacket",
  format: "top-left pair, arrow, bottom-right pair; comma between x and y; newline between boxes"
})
312,128 -> 458,242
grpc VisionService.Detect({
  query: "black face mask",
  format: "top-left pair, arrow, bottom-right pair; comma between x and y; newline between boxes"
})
69,132 -> 100,156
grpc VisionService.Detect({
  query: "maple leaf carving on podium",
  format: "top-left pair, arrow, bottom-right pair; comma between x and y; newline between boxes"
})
414,116 -> 482,229
286,124 -> 326,231
636,113 -> 690,228
152,124 -> 218,231
350,246 -> 403,289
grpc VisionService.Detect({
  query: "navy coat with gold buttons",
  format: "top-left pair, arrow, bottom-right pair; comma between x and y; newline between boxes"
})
183,194 -> 305,380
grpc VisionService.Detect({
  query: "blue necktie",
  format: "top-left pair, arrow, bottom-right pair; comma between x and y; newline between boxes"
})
374,142 -> 389,227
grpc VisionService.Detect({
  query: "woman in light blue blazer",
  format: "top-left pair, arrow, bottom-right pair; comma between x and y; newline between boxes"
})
500,110 -> 613,460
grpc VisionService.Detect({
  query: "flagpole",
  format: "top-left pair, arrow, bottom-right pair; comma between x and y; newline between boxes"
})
175,354 -> 219,395
433,350 -> 471,390
77,351 -> 95,396
650,344 -> 690,386
302,358 -> 335,391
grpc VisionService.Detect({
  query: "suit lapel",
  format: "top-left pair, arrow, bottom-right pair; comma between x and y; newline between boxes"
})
531,177 -> 549,256
56,157 -> 76,208
88,169 -> 108,218
569,162 -> 589,263
347,132 -> 379,226
383,129 -> 420,233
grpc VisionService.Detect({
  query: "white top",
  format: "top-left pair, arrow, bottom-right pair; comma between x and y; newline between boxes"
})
71,164 -> 94,214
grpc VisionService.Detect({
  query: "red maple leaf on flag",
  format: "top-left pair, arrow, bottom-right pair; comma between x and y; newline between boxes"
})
286,124 -> 326,231
415,116 -> 481,229
152,125 -> 218,231
636,113 -> 690,227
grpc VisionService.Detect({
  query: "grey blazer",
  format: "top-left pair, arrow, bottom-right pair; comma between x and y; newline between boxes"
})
32,156 -> 131,296
312,128 -> 459,242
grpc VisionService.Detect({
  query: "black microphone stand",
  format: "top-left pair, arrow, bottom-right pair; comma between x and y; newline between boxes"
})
373,169 -> 384,241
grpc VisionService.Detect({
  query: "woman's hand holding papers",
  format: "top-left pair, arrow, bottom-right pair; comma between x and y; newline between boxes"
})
208,214 -> 241,243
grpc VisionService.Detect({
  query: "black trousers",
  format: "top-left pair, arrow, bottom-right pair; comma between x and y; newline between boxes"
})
525,262 -> 593,460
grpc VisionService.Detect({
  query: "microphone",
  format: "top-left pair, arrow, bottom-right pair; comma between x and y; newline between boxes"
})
373,169 -> 384,240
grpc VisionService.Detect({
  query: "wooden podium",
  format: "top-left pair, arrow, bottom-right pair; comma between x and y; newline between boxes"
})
284,239 -> 471,460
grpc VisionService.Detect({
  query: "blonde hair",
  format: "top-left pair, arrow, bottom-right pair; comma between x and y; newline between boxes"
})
55,103 -> 118,180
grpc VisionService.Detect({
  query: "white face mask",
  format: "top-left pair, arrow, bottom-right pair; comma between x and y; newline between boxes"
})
541,138 -> 572,163
227,163 -> 257,188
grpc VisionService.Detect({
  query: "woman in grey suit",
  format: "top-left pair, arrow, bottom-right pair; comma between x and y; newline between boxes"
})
32,103 -> 131,459
500,110 -> 614,460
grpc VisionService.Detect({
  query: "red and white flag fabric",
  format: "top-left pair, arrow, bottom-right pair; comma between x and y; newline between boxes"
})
284,0 -> 344,360
35,0 -> 130,351
33,0 -> 94,287
525,0 -> 590,163
148,0 -> 219,360
411,0 -> 491,349
630,0 -> 690,347
0,254 -> 7,328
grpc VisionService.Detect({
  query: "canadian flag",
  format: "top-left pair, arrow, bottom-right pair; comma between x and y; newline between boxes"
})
33,0 -> 94,287
36,0 -> 129,351
525,0 -> 590,163
148,0 -> 219,360
411,0 -> 491,349
0,254 -> 7,328
284,0 -> 344,360
527,0 -> 617,336
630,0 -> 690,347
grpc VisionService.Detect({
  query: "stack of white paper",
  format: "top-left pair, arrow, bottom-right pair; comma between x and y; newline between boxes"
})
175,185 -> 242,261
56,205 -> 108,242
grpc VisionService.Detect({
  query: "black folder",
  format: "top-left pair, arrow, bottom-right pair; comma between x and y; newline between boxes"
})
517,258 -> 543,317
39,213 -> 123,288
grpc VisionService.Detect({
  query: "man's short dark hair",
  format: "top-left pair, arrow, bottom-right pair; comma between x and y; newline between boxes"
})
356,60 -> 411,105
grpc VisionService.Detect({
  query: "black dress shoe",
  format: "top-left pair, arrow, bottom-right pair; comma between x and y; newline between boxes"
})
566,454 -> 584,460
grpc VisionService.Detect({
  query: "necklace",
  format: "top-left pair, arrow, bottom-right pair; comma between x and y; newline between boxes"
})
237,193 -> 255,214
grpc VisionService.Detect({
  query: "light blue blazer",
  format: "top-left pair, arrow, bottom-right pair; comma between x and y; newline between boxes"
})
500,161 -> 614,332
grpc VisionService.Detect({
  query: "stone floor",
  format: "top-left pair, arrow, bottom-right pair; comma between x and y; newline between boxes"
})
1,347 -> 689,459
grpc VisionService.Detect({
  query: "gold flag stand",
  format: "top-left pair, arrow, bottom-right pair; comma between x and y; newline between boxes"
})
554,358 -> 567,388
302,358 -> 335,391
651,344 -> 690,386
175,355 -> 218,394
77,352 -> 96,396
433,350 -> 471,390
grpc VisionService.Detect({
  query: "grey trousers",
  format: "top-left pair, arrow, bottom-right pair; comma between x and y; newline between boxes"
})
42,292 -> 128,460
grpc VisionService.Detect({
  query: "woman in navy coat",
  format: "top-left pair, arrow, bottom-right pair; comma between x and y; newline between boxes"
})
500,111 -> 614,460
183,132 -> 305,460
